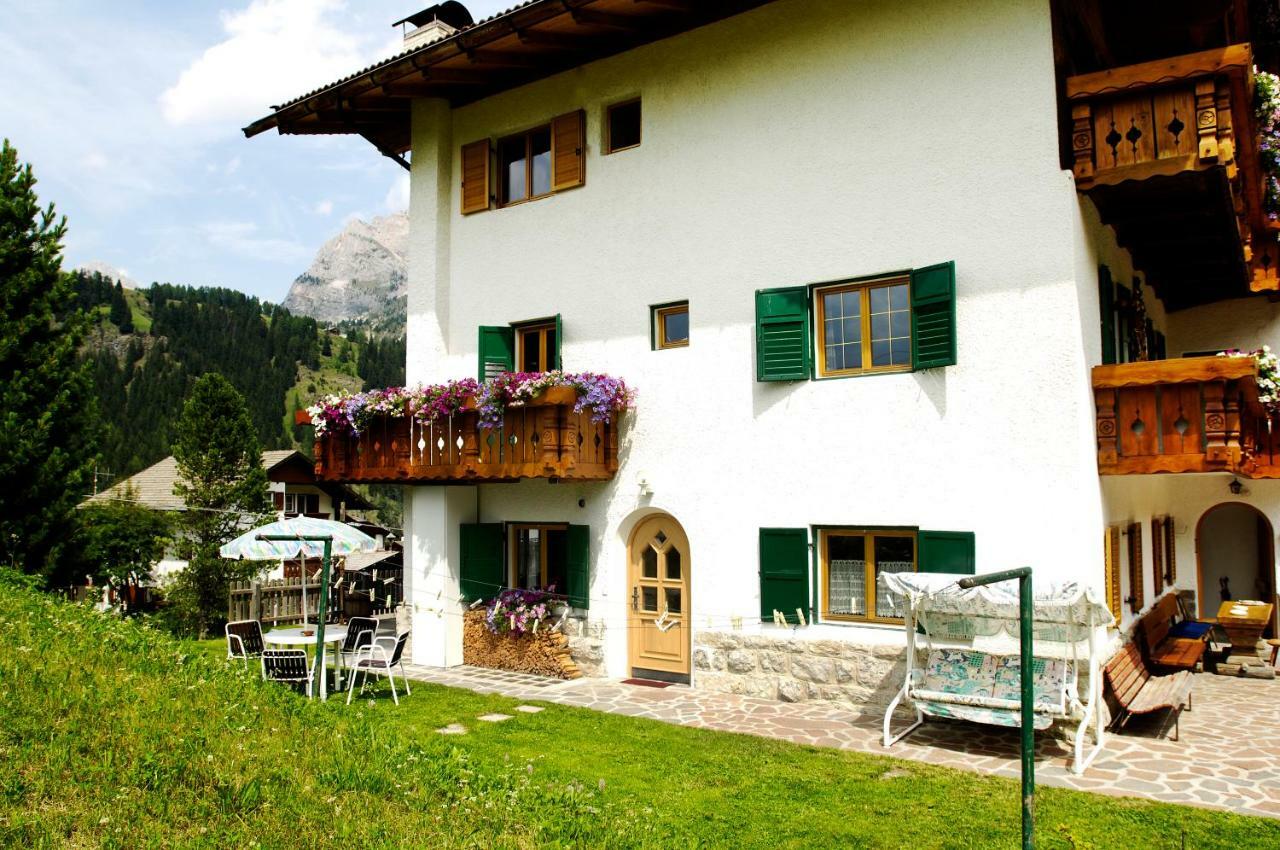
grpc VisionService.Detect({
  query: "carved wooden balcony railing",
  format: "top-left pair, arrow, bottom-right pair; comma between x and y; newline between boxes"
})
1067,44 -> 1277,308
1093,356 -> 1280,478
311,387 -> 619,484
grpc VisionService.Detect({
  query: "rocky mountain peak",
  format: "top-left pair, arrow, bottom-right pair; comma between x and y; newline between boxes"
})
77,260 -> 138,289
282,212 -> 408,326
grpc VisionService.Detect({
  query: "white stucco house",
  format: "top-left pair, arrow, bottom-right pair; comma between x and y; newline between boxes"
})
245,1 -> 1280,706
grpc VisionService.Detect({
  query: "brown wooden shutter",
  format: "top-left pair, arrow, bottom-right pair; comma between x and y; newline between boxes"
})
551,110 -> 585,191
1164,516 -> 1176,584
460,139 -> 491,215
1127,522 -> 1144,612
1151,517 -> 1164,591
1104,526 -> 1121,623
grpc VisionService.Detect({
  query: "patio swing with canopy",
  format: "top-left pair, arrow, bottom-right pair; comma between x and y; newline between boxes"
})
879,572 -> 1113,775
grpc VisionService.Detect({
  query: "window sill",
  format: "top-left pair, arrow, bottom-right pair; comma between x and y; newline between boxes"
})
815,366 -> 913,381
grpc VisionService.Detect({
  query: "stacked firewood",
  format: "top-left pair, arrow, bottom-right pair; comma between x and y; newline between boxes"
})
461,610 -> 581,679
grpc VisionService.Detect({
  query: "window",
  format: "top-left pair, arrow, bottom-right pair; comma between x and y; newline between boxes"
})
760,526 -> 973,627
460,111 -> 585,215
283,492 -> 320,516
820,530 -> 916,623
477,316 -> 561,379
754,261 -> 956,382
517,321 -> 558,372
510,524 -> 569,593
652,302 -> 688,349
606,98 -> 641,153
815,278 -> 911,376
498,125 -> 552,206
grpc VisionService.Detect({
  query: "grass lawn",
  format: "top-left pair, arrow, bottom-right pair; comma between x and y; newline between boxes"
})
2,577 -> 1276,848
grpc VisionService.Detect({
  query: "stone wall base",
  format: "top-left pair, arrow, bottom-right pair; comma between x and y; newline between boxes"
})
693,630 -> 907,714
561,616 -> 606,677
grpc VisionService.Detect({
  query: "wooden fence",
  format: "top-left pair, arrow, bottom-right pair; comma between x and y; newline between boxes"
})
228,576 -> 324,625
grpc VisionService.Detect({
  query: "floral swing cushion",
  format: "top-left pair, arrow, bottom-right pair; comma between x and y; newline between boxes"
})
990,655 -> 1068,713
920,649 -> 997,698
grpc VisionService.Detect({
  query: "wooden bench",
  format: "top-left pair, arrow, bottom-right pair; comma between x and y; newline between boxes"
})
1140,594 -> 1206,672
1104,641 -> 1193,739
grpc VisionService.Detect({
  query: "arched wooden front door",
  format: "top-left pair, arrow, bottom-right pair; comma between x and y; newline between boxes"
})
627,515 -> 690,682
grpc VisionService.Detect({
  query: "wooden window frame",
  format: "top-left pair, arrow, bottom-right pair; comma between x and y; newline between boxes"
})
814,276 -> 912,378
1151,517 -> 1165,590
653,301 -> 689,350
515,321 -> 556,373
508,523 -> 569,592
497,124 -> 553,208
819,528 -> 917,625
605,97 -> 642,154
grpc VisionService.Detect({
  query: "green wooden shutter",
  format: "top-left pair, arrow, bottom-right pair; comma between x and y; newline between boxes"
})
459,523 -> 505,601
755,287 -> 811,381
553,313 -> 563,370
566,524 -> 590,609
910,261 -> 957,370
1098,265 -> 1116,365
477,326 -> 514,381
759,527 -> 809,623
918,530 -> 975,575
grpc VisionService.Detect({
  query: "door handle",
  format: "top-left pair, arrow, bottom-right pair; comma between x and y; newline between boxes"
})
631,587 -> 639,611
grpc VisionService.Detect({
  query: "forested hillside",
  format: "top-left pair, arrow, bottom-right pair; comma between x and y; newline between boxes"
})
68,271 -> 406,481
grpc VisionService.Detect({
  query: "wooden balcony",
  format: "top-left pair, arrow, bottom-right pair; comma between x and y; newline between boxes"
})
1093,356 -> 1280,478
1067,44 -> 1277,309
312,387 -> 618,485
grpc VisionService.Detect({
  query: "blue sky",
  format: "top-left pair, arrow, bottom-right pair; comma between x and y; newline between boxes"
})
0,0 -> 511,303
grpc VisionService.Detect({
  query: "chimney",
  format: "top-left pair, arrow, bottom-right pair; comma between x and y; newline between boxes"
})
404,18 -> 457,49
395,3 -> 474,50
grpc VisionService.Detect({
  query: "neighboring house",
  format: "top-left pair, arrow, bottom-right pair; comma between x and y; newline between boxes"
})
86,450 -> 373,580
246,1 -> 1280,703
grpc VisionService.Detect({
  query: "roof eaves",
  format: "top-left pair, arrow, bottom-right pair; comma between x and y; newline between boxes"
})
243,0 -> 548,138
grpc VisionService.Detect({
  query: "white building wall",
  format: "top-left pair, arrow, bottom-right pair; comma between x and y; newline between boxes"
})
403,0 -> 1133,674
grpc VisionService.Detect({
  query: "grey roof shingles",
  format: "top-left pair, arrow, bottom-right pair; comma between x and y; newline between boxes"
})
86,450 -> 308,512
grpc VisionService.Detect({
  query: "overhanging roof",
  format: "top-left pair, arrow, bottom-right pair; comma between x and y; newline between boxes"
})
243,0 -> 782,163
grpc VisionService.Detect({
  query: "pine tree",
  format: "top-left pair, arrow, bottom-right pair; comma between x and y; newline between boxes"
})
169,373 -> 270,636
0,139 -> 98,577
109,280 -> 133,332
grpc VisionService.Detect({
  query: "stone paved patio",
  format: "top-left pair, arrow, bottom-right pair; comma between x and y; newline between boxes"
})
400,663 -> 1280,819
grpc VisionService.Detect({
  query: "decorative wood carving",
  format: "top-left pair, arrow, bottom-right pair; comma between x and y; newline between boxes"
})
1092,357 -> 1280,478
1095,387 -> 1119,466
1071,103 -> 1095,182
1194,78 -> 1219,162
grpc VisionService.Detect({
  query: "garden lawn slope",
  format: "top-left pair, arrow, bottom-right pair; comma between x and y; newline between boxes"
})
3,574 -> 1278,849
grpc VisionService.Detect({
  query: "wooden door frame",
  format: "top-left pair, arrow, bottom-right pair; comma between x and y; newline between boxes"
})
1195,501 -> 1277,632
626,513 -> 691,681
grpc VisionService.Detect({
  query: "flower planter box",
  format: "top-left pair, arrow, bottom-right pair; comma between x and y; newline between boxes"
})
312,387 -> 619,484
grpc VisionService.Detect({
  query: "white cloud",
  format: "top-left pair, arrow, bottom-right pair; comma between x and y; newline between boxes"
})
201,220 -> 309,263
160,0 -> 390,126
383,173 -> 409,211
314,199 -> 334,215
225,156 -> 242,175
81,151 -> 109,171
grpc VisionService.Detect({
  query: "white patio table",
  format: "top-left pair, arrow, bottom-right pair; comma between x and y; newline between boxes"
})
264,627 -> 345,701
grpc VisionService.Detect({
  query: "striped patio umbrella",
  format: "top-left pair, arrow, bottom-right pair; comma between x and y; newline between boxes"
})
220,516 -> 377,561
221,517 -> 378,632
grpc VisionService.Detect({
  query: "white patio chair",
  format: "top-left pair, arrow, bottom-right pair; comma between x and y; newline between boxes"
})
346,632 -> 412,705
335,616 -> 378,679
261,649 -> 315,698
225,619 -> 265,667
